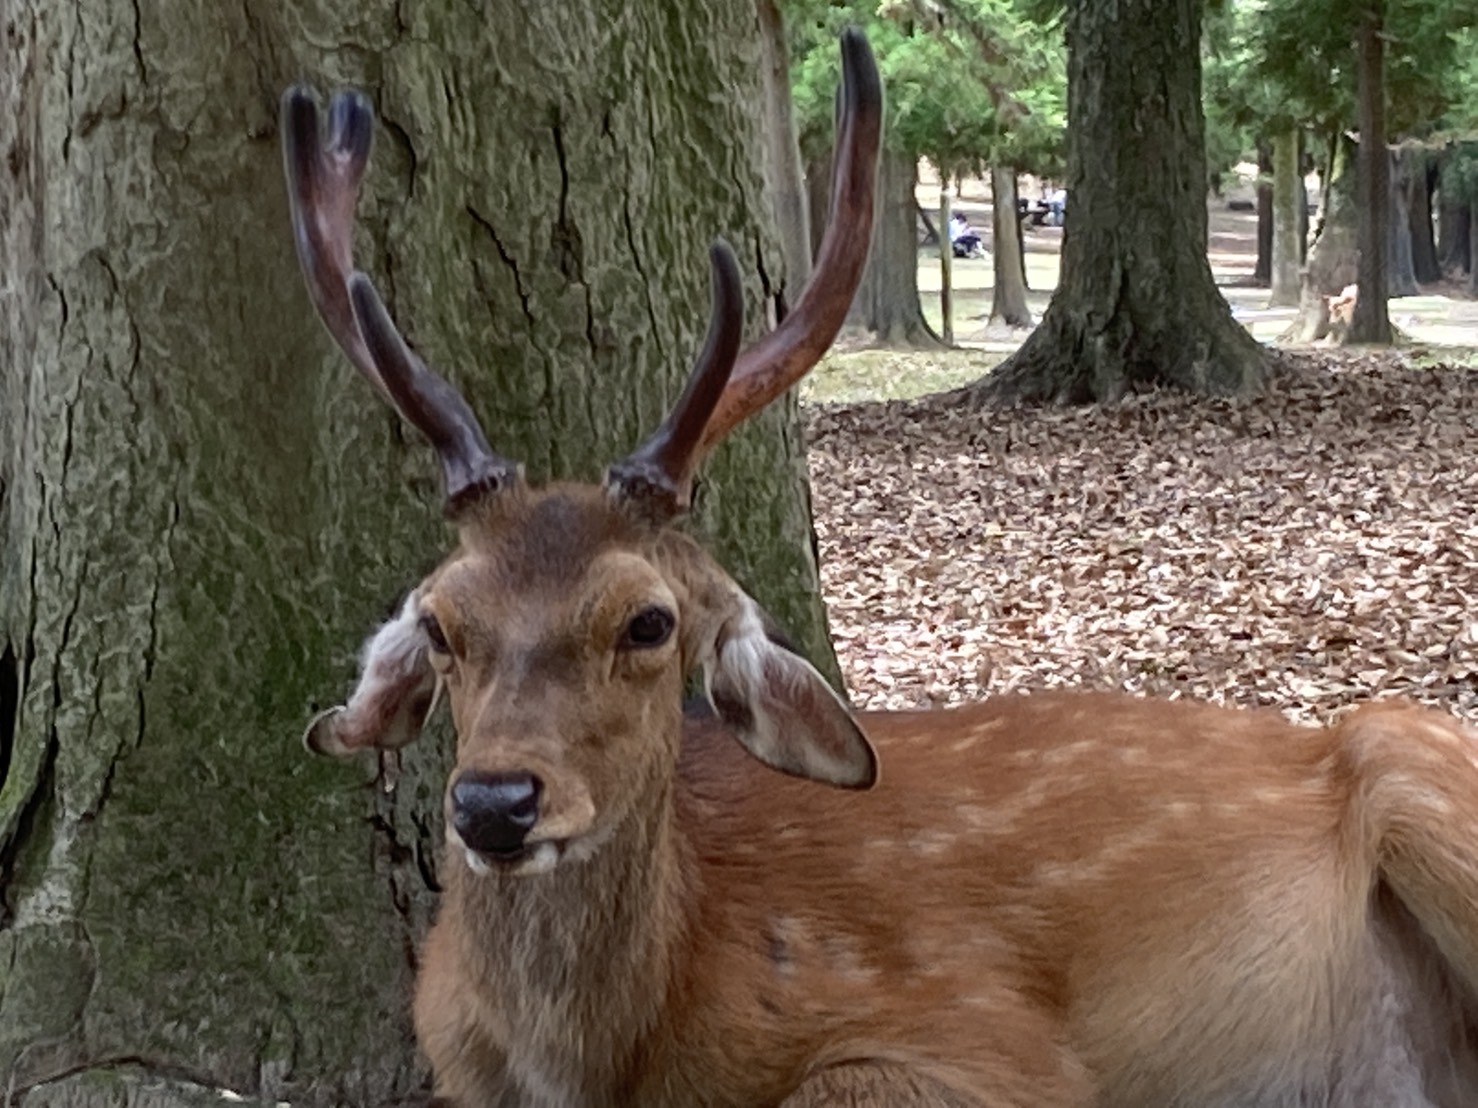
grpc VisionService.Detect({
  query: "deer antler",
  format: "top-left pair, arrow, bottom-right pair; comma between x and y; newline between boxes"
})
281,86 -> 520,516
703,29 -> 880,452
604,30 -> 881,519
604,241 -> 745,516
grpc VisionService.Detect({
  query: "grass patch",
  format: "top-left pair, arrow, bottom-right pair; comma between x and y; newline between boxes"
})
801,348 -> 1004,405
1405,344 -> 1478,370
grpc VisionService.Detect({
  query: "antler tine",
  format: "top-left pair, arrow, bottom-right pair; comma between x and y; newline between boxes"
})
282,86 -> 384,398
696,28 -> 882,458
281,85 -> 520,516
604,241 -> 745,519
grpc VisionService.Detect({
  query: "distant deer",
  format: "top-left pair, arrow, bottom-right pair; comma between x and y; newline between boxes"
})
283,32 -> 1478,1108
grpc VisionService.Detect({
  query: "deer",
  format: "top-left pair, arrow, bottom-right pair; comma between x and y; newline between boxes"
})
282,31 -> 1478,1108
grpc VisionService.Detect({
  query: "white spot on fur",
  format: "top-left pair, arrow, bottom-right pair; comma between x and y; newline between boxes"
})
523,841 -> 560,875
909,830 -> 957,856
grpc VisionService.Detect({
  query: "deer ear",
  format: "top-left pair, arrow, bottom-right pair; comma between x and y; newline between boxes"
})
704,597 -> 877,789
304,591 -> 441,758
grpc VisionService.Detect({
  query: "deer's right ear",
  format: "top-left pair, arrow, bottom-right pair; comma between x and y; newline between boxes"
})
304,591 -> 441,758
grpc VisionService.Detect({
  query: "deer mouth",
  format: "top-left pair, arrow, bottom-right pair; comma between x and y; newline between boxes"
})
459,838 -> 563,877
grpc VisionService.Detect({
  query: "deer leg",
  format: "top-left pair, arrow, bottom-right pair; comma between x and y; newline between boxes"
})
1342,705 -> 1478,997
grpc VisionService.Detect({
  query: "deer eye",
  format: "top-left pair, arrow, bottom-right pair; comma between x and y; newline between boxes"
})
419,613 -> 450,654
621,606 -> 675,650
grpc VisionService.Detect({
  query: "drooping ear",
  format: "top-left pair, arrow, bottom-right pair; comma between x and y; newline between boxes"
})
703,595 -> 877,789
304,591 -> 441,758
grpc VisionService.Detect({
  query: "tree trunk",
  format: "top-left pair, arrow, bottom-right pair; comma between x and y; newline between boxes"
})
1408,148 -> 1441,284
1387,147 -> 1418,297
966,0 -> 1265,403
1254,142 -> 1273,286
0,2 -> 838,1104
1299,164 -> 1310,263
1347,0 -> 1392,344
1440,197 -> 1471,275
917,202 -> 940,247
848,146 -> 941,346
1440,141 -> 1477,278
1471,203 -> 1478,296
1285,134 -> 1359,342
989,167 -> 1032,327
756,0 -> 812,300
1270,128 -> 1302,306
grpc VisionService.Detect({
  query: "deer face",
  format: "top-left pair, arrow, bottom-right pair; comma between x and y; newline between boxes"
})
283,30 -> 882,877
306,483 -> 875,877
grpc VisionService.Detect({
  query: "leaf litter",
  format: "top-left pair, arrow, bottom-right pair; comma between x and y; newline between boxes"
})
807,350 -> 1478,726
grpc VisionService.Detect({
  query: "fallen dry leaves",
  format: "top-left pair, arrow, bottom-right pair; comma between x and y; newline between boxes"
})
807,350 -> 1478,725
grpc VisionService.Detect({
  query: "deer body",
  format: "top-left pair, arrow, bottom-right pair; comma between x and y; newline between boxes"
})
406,489 -> 1478,1108
279,32 -> 1478,1108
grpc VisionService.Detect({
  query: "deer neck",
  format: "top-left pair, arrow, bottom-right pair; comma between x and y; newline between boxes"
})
448,776 -> 696,1091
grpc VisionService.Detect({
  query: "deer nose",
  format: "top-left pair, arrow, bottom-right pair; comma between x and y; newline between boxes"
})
450,771 -> 543,857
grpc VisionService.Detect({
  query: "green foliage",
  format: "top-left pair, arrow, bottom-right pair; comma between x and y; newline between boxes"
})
1210,0 -> 1478,148
1442,139 -> 1478,202
785,0 -> 1065,177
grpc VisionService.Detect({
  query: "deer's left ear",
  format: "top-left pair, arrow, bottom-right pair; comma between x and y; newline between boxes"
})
304,591 -> 441,757
703,595 -> 877,789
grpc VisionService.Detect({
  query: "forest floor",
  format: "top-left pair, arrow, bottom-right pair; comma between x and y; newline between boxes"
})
806,185 -> 1478,726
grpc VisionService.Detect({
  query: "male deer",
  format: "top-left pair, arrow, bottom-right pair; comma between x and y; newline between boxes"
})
284,32 -> 1478,1108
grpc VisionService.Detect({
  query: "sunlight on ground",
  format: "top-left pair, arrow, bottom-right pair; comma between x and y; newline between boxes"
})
808,188 -> 1478,405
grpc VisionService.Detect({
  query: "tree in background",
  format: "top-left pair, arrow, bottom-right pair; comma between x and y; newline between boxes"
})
0,2 -> 844,1102
1226,0 -> 1478,338
787,0 -> 1064,343
962,0 -> 1266,403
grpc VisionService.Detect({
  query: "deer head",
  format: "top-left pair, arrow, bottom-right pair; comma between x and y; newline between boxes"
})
286,31 -> 882,877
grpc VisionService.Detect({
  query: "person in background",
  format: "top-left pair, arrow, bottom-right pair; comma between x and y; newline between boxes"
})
948,212 -> 985,258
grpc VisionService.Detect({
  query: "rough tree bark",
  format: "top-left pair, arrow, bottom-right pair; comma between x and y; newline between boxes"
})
1254,142 -> 1273,286
0,2 -> 839,1104
1437,179 -> 1471,276
1443,140 -> 1478,288
1387,147 -> 1418,297
964,0 -> 1265,403
1270,129 -> 1302,307
989,167 -> 1032,327
1348,0 -> 1392,344
1285,134 -> 1359,342
1406,147 -> 1441,285
847,147 -> 941,346
756,0 -> 813,297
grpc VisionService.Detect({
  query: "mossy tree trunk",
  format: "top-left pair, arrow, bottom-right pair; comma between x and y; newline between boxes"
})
0,2 -> 837,1105
964,0 -> 1265,404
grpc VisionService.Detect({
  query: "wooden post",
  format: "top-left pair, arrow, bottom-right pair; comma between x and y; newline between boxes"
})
939,186 -> 954,345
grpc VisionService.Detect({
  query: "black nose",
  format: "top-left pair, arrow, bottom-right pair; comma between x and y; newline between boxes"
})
451,771 -> 542,857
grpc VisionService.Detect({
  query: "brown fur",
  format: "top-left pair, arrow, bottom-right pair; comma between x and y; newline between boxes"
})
323,485 -> 1478,1107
